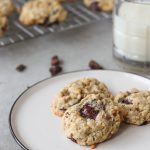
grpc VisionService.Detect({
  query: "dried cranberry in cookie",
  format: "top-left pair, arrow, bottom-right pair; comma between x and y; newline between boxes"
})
62,94 -> 121,147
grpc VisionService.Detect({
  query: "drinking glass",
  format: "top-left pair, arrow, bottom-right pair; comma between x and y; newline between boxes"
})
113,0 -> 150,72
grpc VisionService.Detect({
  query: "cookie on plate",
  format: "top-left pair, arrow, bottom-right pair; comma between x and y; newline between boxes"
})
52,78 -> 113,117
62,94 -> 121,147
0,0 -> 14,17
115,89 -> 150,125
0,16 -> 8,36
83,0 -> 114,12
0,0 -> 14,36
19,0 -> 67,26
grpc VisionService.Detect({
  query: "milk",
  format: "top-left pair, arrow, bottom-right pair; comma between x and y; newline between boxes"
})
114,1 -> 150,62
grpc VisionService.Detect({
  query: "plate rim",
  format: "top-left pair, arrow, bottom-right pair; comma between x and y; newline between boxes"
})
9,69 -> 150,150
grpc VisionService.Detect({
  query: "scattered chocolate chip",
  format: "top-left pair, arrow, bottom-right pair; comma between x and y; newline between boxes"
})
120,99 -> 132,105
49,66 -> 62,76
51,55 -> 60,66
89,60 -> 103,70
80,103 -> 99,119
90,2 -> 101,11
16,64 -> 27,72
140,121 -> 148,126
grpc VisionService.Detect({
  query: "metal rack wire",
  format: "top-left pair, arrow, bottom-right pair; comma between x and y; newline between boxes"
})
0,0 -> 112,47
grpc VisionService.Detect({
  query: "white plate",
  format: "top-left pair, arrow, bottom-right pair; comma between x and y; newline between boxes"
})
9,70 -> 150,150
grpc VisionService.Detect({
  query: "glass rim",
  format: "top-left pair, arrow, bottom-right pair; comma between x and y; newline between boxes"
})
125,0 -> 150,4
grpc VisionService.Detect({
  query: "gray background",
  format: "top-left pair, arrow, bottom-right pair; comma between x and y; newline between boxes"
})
0,19 -> 149,150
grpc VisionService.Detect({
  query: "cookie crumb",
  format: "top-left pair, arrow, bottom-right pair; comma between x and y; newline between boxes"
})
89,60 -> 103,70
16,64 -> 27,72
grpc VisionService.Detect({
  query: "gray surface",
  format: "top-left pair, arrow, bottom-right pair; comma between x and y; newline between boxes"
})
0,19 -> 149,150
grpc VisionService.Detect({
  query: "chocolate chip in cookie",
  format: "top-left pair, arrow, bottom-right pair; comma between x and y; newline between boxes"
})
80,103 -> 99,119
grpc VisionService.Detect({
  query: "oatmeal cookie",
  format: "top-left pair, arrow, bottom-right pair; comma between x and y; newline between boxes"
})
0,16 -> 8,36
115,89 -> 150,125
52,78 -> 113,117
83,0 -> 114,12
19,0 -> 67,26
62,94 -> 121,147
0,0 -> 14,17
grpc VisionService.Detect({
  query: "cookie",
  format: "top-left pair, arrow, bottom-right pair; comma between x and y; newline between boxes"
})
0,0 -> 14,36
52,78 -> 113,117
0,16 -> 8,36
83,0 -> 114,12
62,94 -> 121,147
114,89 -> 150,125
0,0 -> 14,17
19,0 -> 67,26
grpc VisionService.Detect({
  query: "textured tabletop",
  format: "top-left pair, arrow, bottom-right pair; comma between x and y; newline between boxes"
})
0,19 -> 149,150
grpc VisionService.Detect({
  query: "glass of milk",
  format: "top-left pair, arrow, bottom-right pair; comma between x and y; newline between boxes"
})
113,0 -> 150,71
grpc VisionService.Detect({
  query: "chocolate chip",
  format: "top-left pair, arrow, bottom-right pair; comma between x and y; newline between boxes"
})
120,99 -> 132,105
89,60 -> 103,70
16,64 -> 27,72
80,103 -> 99,119
140,121 -> 148,126
49,66 -> 62,76
51,55 -> 60,66
90,2 -> 101,11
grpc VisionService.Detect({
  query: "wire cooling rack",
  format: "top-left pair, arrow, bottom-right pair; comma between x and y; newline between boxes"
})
0,0 -> 112,47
